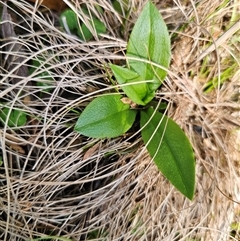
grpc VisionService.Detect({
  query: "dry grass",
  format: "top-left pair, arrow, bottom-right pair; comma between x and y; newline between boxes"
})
0,0 -> 240,240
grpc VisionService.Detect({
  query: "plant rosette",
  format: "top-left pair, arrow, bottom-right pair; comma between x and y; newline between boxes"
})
74,2 -> 195,200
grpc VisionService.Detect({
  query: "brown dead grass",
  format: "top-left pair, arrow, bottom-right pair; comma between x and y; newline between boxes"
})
0,0 -> 240,240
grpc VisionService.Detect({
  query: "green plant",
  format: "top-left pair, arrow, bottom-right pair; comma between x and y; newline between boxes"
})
0,105 -> 27,127
74,2 -> 195,199
203,63 -> 237,93
0,156 -> 3,166
60,7 -> 106,41
29,56 -> 55,93
112,0 -> 129,16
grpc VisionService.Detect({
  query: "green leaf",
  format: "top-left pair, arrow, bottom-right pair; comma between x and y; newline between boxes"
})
92,18 -> 107,35
60,8 -> 106,41
0,107 -> 27,127
60,9 -> 78,32
140,108 -> 195,199
74,95 -> 137,138
29,57 -> 54,93
110,64 -> 155,105
77,23 -> 93,41
112,0 -> 129,15
127,2 -> 171,92
77,18 -> 106,41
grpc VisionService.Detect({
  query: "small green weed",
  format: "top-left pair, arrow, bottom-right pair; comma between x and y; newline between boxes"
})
203,62 -> 238,93
0,105 -> 27,127
74,2 -> 195,200
60,7 -> 106,41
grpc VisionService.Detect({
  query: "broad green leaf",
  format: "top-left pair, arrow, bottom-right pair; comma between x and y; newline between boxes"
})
110,64 -> 155,105
127,2 -> 171,92
92,18 -> 106,35
74,95 -> 137,138
60,8 -> 106,41
60,9 -> 78,32
77,18 -> 106,41
112,0 -> 129,15
77,23 -> 93,41
140,108 -> 195,199
0,107 -> 27,127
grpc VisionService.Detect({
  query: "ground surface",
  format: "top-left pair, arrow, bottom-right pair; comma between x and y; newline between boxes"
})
0,0 -> 240,240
